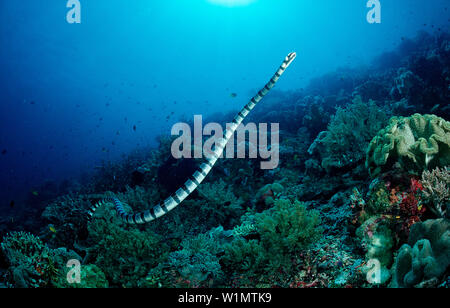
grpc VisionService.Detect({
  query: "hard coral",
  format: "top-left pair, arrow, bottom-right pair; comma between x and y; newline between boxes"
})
421,167 -> 449,218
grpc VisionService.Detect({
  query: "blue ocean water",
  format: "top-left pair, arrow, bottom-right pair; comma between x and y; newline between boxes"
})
0,0 -> 448,207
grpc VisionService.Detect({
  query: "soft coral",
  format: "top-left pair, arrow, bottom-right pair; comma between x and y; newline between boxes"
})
398,178 -> 426,235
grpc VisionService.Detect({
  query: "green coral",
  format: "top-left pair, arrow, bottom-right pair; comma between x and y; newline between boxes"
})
256,199 -> 322,255
390,218 -> 449,288
232,222 -> 257,238
1,232 -> 49,288
308,96 -> 389,173
1,232 -> 81,288
366,114 -> 450,176
391,240 -> 439,288
1,232 -> 46,264
87,202 -> 169,287
55,264 -> 109,288
146,227 -> 228,287
230,210 -> 258,237
221,238 -> 268,278
75,264 -> 109,288
166,233 -> 224,285
222,199 -> 322,278
197,179 -> 244,228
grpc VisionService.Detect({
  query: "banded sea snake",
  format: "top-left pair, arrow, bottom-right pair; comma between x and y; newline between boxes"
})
88,52 -> 297,224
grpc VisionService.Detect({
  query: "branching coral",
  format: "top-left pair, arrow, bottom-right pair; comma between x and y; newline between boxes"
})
421,167 -> 449,217
145,227 -> 230,288
116,185 -> 161,213
165,232 -> 224,286
1,232 -> 81,288
222,199 -> 323,281
301,96 -> 332,138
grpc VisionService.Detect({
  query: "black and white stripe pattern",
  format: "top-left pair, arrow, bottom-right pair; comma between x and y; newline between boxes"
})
87,52 -> 297,224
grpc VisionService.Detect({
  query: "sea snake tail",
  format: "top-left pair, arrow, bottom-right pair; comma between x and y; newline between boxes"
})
87,52 -> 297,224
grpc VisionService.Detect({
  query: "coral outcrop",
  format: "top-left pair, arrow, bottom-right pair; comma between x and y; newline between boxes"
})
421,167 -> 449,218
390,218 -> 449,288
0,232 -> 82,288
366,114 -> 450,176
309,96 -> 389,173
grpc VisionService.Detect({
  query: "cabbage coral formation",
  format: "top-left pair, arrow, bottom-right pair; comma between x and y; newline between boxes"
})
366,114 -> 450,176
390,218 -> 450,288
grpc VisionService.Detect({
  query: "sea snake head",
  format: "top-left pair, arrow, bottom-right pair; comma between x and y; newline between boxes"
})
286,52 -> 297,67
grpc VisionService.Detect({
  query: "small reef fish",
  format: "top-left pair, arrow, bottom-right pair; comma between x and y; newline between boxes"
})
230,93 -> 237,98
49,226 -> 57,233
9,200 -> 15,208
1,149 -> 7,155
31,191 -> 39,196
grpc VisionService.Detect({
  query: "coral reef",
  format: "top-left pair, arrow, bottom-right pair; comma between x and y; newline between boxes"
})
356,216 -> 394,284
254,182 -> 284,209
366,114 -> 450,176
146,227 -> 228,288
0,232 -> 81,288
390,218 -> 449,288
86,202 -> 169,287
197,179 -> 245,228
421,167 -> 449,217
222,199 -> 323,284
308,96 -> 390,173
1,31 -> 449,289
